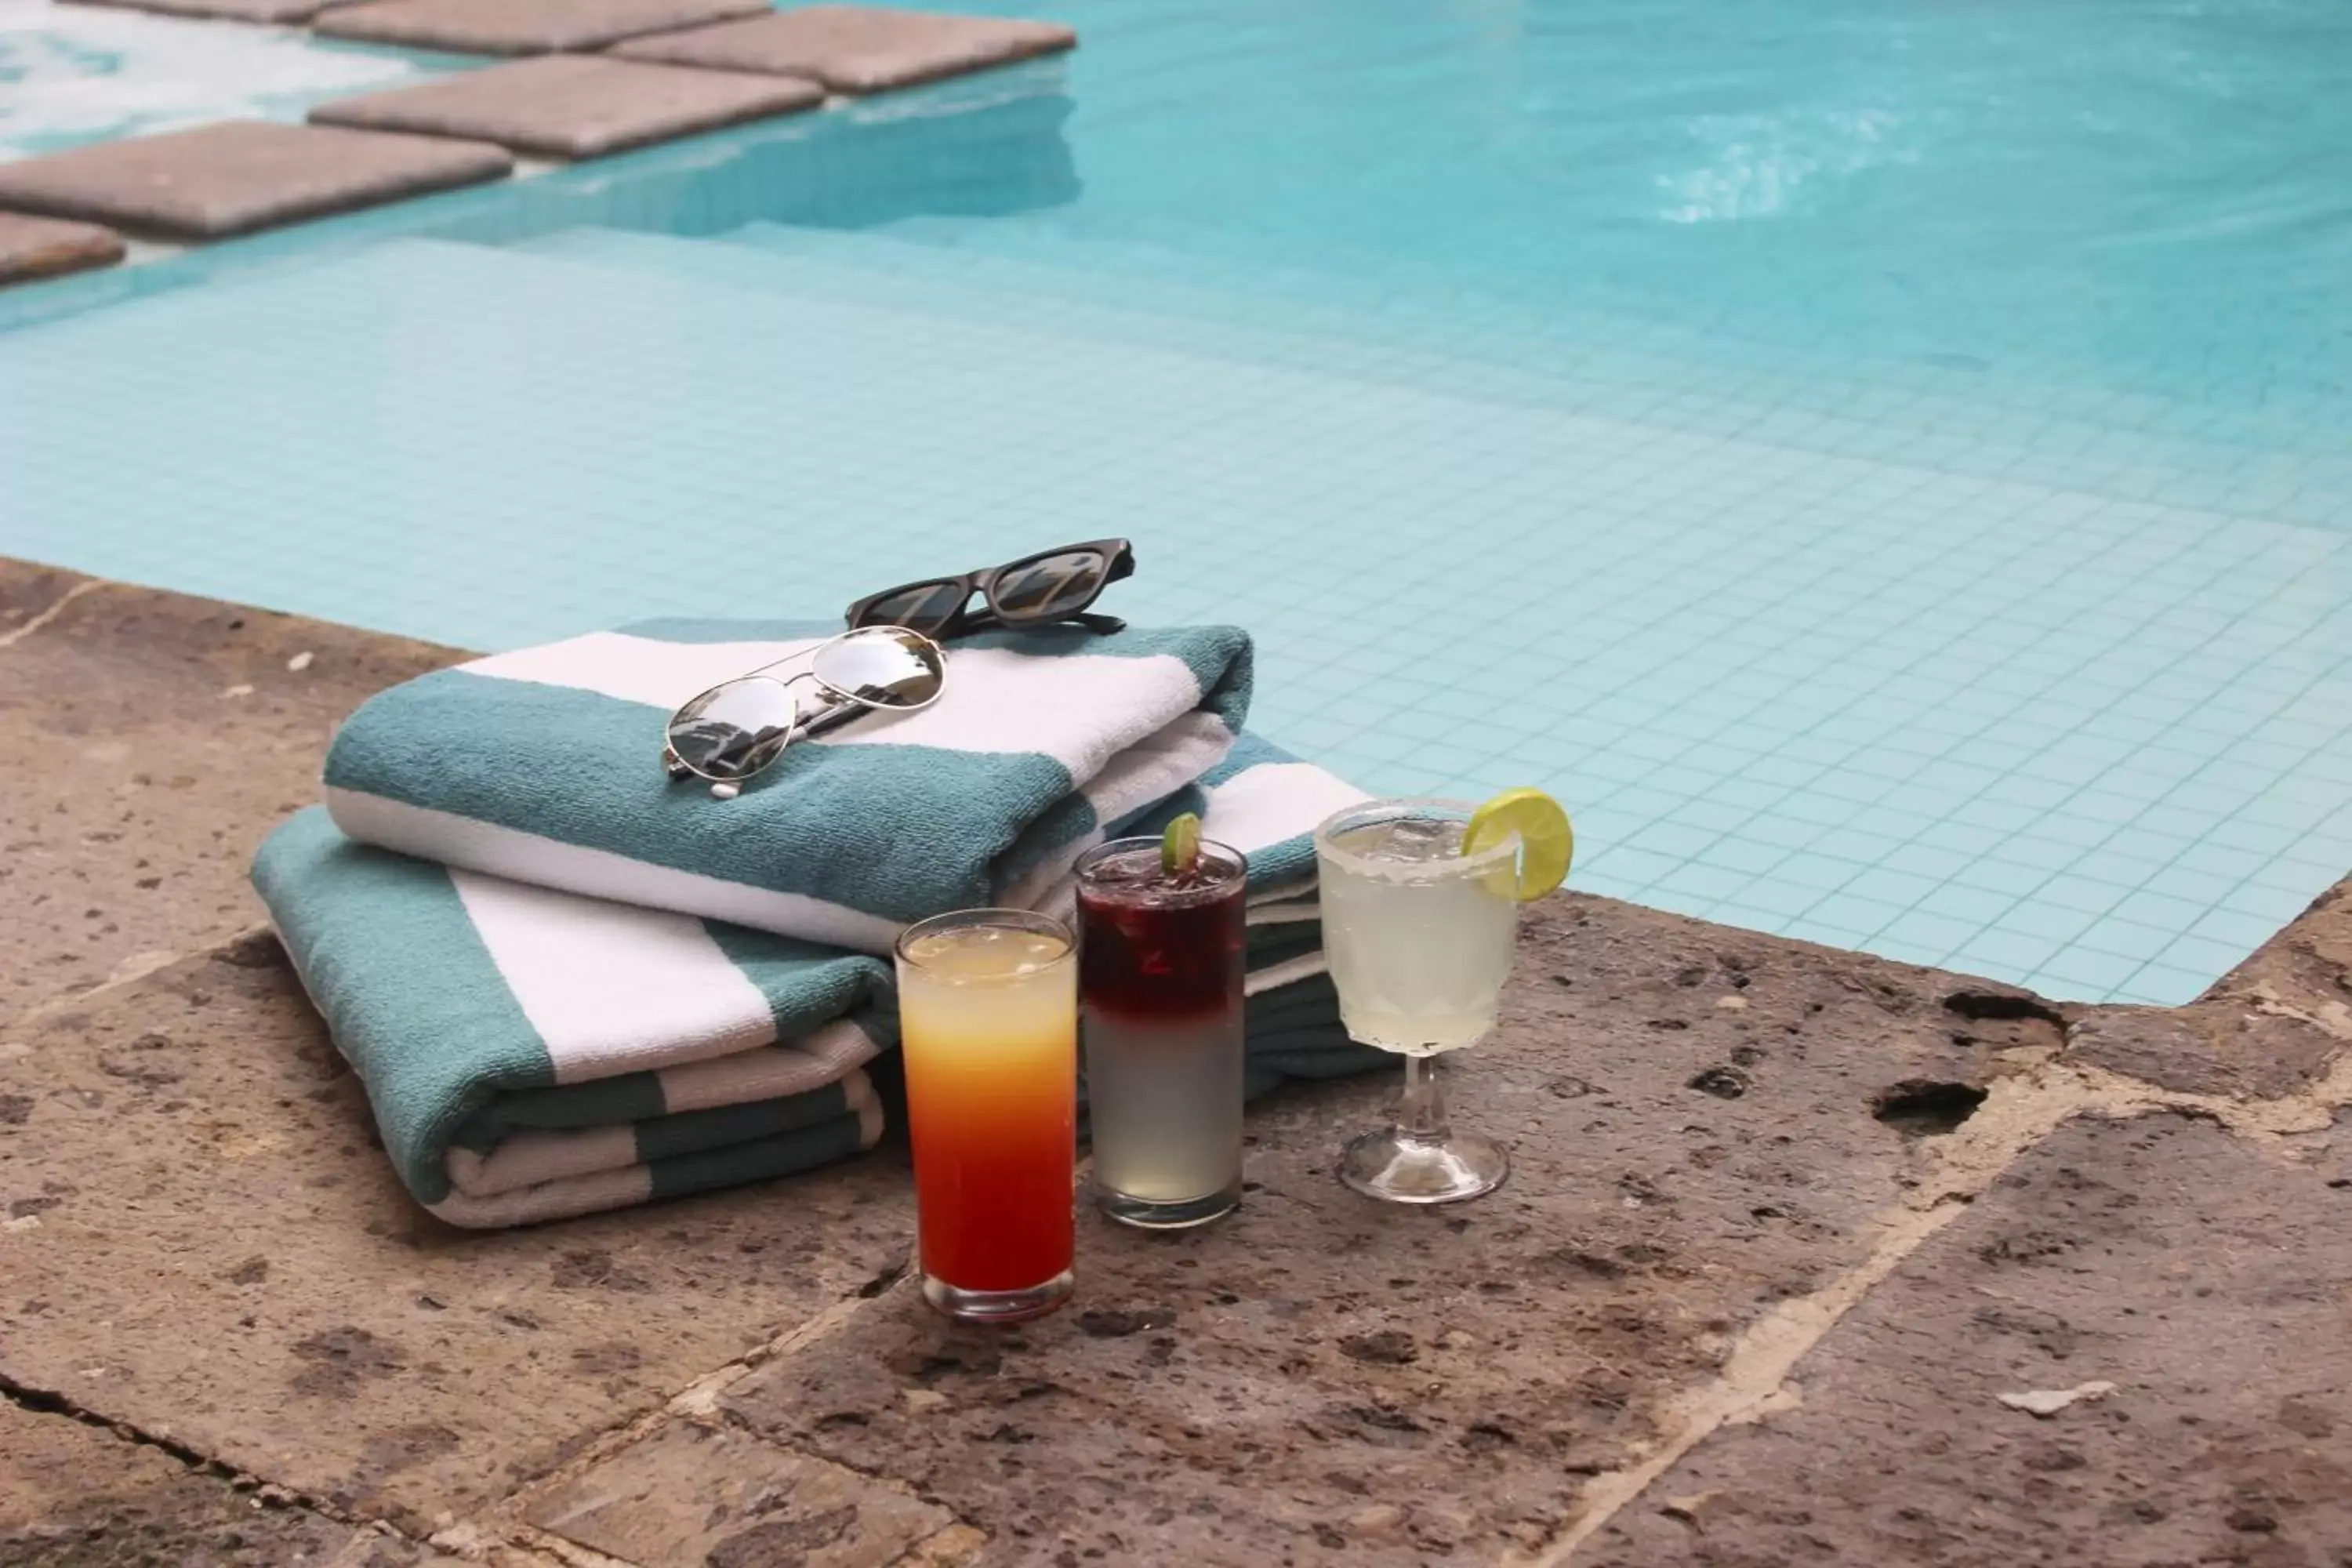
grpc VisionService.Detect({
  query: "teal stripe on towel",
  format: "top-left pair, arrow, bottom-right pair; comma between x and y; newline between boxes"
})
641,1112 -> 875,1202
704,924 -> 898,1047
253,809 -> 553,1205
326,673 -> 1081,924
451,1072 -> 670,1149
631,1083 -> 852,1164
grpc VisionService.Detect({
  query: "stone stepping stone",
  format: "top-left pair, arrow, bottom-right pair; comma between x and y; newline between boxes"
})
309,55 -> 824,162
0,122 -> 512,243
58,0 -> 368,24
0,212 -> 127,288
610,5 -> 1076,94
315,0 -> 769,56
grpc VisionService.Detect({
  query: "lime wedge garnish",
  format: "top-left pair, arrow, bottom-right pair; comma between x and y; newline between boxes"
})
1161,811 -> 1203,879
1463,787 -> 1573,901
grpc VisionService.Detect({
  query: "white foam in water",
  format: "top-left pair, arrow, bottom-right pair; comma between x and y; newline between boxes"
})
0,0 -> 437,161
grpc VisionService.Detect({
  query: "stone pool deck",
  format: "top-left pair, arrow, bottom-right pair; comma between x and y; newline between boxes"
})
1,557 -> 2347,1566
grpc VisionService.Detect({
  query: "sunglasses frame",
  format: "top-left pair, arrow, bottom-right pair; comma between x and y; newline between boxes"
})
662,625 -> 946,799
844,538 -> 1135,641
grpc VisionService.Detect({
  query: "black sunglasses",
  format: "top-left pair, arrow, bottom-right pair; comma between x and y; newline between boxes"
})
845,539 -> 1134,640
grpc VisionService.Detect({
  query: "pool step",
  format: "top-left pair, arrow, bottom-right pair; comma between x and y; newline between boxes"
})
503,223 -> 2348,526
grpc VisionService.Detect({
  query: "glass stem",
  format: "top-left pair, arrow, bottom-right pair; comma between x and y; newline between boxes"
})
1397,1054 -> 1450,1145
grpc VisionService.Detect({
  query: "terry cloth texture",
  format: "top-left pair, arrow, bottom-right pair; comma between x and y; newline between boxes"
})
322,619 -> 1255,951
256,808 -> 889,1227
265,620 -> 1394,1226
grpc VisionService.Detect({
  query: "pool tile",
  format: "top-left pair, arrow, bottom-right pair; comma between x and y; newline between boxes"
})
5,235 -> 2347,1007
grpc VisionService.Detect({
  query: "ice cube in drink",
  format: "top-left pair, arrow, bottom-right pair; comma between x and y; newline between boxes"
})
1317,815 -> 1518,1054
1075,837 -> 1248,1229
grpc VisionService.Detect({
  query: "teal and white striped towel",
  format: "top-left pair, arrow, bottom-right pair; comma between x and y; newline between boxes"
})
256,808 -> 892,1229
323,619 -> 1256,950
260,732 -> 1381,1228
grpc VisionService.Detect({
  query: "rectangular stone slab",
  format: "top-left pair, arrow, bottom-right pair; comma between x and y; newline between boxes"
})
0,212 -> 125,287
0,122 -> 511,242
1585,1116 -> 2352,1565
58,0 -> 369,24
310,55 -> 822,162
315,0 -> 769,55
610,5 -> 1076,94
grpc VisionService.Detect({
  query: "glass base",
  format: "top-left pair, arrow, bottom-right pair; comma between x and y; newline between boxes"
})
921,1269 -> 1073,1324
1340,1127 -> 1509,1204
1096,1179 -> 1241,1230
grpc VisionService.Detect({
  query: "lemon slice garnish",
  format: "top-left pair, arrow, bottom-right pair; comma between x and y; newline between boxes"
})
1463,787 -> 1573,901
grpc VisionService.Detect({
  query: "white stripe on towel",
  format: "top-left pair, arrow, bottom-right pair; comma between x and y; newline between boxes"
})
1202,762 -> 1370,854
462,633 -> 1218,775
429,1164 -> 656,1229
452,870 -> 777,1082
653,1022 -> 879,1113
447,1124 -> 637,1198
1245,952 -> 1329,996
328,789 -> 906,952
461,632 -> 827,710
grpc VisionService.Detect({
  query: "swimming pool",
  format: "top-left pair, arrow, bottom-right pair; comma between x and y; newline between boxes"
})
2,0 -> 2348,1006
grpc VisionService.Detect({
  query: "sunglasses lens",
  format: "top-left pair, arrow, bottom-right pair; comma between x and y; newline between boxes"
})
857,582 -> 966,636
813,626 -> 945,710
993,549 -> 1107,622
667,678 -> 800,780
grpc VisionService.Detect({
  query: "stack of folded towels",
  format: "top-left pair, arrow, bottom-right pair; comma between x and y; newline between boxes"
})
252,619 -> 1385,1227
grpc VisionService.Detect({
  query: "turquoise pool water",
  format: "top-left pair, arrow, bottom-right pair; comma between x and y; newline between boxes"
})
0,0 -> 452,160
2,0 -> 2349,1006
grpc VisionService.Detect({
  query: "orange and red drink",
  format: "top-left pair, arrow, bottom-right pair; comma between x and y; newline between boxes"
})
894,909 -> 1077,1322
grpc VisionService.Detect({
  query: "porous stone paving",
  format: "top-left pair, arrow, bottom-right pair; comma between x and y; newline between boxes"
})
609,5 -> 1079,95
0,211 -> 127,288
310,55 -> 825,162
0,122 -> 511,242
313,0 -> 770,56
2,556 -> 2347,1566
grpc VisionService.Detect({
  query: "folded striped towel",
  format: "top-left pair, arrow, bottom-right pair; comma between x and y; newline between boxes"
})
323,619 -> 1256,951
256,808 -> 893,1229
258,731 -> 1383,1228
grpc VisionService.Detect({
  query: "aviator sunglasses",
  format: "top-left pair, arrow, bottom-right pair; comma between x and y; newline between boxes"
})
845,539 -> 1134,640
662,625 -> 946,800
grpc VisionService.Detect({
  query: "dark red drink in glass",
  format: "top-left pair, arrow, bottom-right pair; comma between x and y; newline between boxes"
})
1073,836 -> 1247,1228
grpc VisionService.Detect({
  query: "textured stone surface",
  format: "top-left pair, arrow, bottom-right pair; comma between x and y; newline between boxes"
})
523,1417 -> 956,1565
4,558 -> 2350,1563
0,122 -> 510,242
2067,1004 -> 2344,1101
310,56 -> 823,162
0,211 -> 125,288
59,0 -> 368,24
612,5 -> 1076,94
0,938 -> 916,1530
316,0 -> 768,56
721,904 -> 2052,1563
0,563 -> 450,1031
0,1399 -> 412,1566
1587,1114 -> 2352,1566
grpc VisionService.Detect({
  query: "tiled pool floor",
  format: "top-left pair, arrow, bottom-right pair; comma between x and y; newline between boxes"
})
2,231 -> 2346,1006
